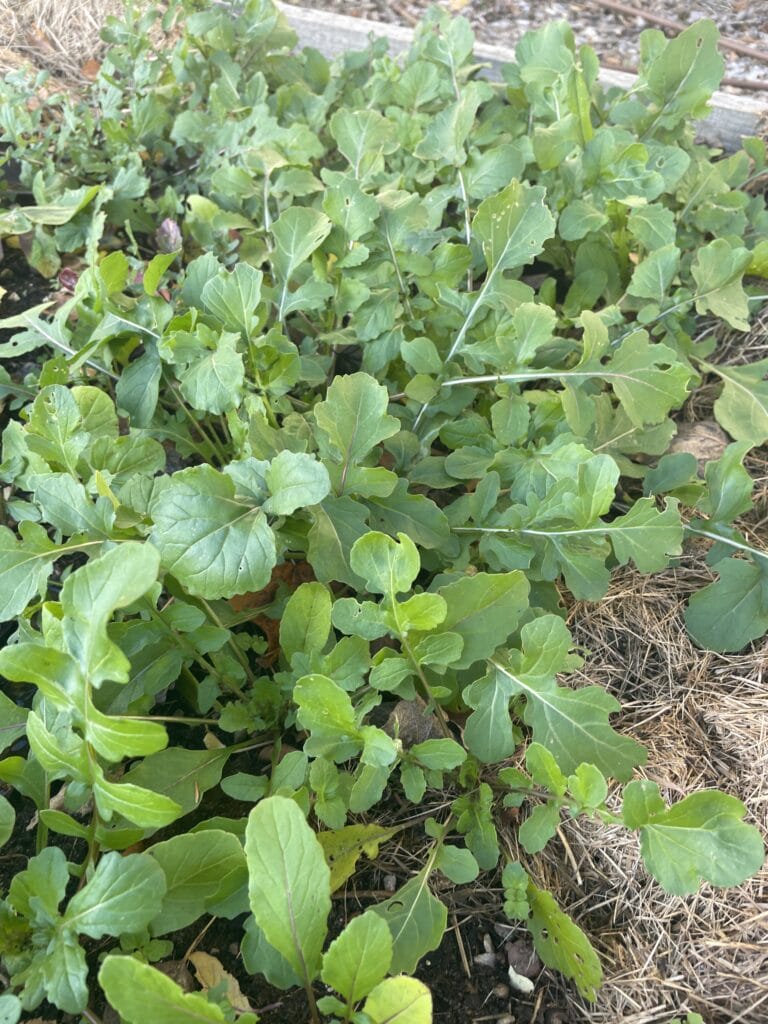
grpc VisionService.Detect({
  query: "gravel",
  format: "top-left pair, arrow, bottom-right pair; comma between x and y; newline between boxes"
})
300,0 -> 768,94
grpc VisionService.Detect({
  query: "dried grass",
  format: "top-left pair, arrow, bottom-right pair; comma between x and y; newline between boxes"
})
0,0 -> 129,80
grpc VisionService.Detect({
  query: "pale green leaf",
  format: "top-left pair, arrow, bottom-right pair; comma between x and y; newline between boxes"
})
473,180 -> 556,279
245,795 -> 331,983
148,830 -> 247,934
64,852 -> 166,938
528,883 -> 602,1001
685,559 -> 768,653
623,780 -> 765,895
263,450 -> 330,515
362,976 -> 433,1024
707,358 -> 768,446
100,956 -> 227,1023
350,531 -> 420,596
321,911 -> 393,1003
201,262 -> 263,336
279,582 -> 332,662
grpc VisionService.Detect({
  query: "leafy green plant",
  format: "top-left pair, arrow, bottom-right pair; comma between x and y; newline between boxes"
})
0,0 -> 766,1019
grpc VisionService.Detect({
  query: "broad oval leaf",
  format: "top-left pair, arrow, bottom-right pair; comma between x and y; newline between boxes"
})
64,851 -> 166,938
150,464 -> 276,599
99,956 -> 227,1023
362,976 -> 433,1024
245,795 -> 331,984
321,910 -> 393,1003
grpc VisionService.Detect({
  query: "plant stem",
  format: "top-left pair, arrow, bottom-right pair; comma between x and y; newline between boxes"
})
200,598 -> 258,690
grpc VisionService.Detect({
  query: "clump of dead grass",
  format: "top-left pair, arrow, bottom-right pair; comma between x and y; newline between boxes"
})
0,0 -> 129,81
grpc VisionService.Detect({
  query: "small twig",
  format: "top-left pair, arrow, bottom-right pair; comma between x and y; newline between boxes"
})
582,0 -> 768,65
391,1 -> 419,26
451,912 -> 472,979
556,826 -> 583,886
530,987 -> 545,1023
182,917 -> 216,963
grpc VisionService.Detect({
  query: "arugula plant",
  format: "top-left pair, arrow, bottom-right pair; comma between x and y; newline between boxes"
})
0,1 -> 766,1019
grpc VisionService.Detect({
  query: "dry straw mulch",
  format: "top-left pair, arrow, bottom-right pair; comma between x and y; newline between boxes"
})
0,0 -> 126,82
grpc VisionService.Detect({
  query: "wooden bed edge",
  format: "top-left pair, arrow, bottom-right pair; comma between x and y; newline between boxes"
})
276,1 -> 766,151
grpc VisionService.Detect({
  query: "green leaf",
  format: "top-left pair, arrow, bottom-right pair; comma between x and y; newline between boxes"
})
178,331 -> 245,415
60,541 -> 161,685
279,582 -> 332,663
527,883 -> 602,1001
0,994 -> 21,1024
362,976 -> 433,1024
644,20 -> 724,129
519,802 -> 560,854
93,773 -> 182,830
685,558 -> 768,653
314,373 -> 400,491
245,795 -> 331,983
148,830 -> 247,934
691,240 -> 752,331
501,861 -> 530,920
272,207 -> 332,319
150,464 -> 276,599
39,929 -> 89,1014
699,442 -> 754,523
429,571 -> 529,670
100,956 -> 228,1023
0,688 -> 28,755
605,497 -> 683,572
143,251 -> 177,296
120,746 -> 230,817
473,180 -> 556,281
414,82 -> 489,166
263,450 -> 330,515
627,245 -> 679,303
350,531 -> 420,596
486,616 -> 645,779
307,496 -> 369,587
329,108 -> 398,181
622,780 -> 765,895
64,852 -> 166,938
371,870 -> 447,974
525,743 -> 567,796
435,845 -> 479,884
0,524 -> 59,623
294,673 -> 362,761
201,262 -> 263,337
0,794 -> 14,849
706,358 -> 768,446
321,911 -> 393,1003
366,480 -> 452,550
603,333 -> 693,427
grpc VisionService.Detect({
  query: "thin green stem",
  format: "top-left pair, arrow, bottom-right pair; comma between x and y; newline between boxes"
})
199,598 -> 257,690
142,598 -> 245,699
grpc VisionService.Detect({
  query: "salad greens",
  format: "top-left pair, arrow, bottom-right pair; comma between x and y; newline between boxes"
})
0,1 -> 765,1020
